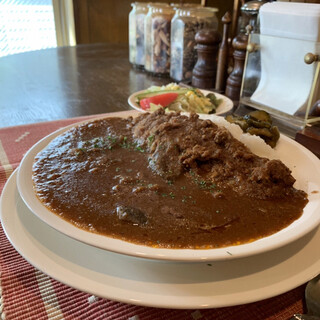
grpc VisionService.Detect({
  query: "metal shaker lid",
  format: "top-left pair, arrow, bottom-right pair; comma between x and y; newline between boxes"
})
241,0 -> 267,15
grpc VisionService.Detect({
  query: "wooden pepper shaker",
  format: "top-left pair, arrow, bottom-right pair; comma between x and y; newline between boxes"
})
191,29 -> 221,89
225,31 -> 248,103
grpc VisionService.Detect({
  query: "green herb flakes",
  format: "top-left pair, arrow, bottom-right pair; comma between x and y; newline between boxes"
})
148,135 -> 155,143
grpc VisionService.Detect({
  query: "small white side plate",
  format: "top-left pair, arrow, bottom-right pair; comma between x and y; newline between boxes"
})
128,89 -> 233,115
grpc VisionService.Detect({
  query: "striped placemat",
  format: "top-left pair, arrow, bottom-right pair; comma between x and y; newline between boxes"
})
0,112 -> 307,320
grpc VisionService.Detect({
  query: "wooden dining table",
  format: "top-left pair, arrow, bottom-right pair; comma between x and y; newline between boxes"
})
0,43 -> 173,128
0,43 -> 318,320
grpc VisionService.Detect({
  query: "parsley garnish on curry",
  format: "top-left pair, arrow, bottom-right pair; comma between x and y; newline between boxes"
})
32,109 -> 308,249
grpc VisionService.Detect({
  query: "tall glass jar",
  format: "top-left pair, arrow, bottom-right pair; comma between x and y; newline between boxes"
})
135,2 -> 148,67
129,2 -> 149,68
144,3 -> 175,76
170,7 -> 219,82
129,3 -> 137,65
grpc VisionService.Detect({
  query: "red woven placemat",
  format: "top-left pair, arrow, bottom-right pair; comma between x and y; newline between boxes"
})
0,112 -> 307,320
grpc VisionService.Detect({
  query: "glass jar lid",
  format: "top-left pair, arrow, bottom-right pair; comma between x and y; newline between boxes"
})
241,0 -> 267,15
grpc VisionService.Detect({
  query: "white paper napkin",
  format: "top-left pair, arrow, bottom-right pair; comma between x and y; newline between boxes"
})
250,2 -> 320,116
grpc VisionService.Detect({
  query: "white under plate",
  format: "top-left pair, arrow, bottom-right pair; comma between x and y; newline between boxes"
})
16,114 -> 320,262
128,89 -> 233,115
1,170 -> 320,309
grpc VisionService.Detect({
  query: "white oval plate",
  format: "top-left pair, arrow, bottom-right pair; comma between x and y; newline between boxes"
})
128,89 -> 234,115
1,170 -> 320,309
17,114 -> 320,262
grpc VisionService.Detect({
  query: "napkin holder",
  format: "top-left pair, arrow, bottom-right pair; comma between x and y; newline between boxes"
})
239,32 -> 320,138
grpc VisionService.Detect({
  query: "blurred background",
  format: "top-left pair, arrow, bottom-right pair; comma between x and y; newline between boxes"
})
0,0 -> 242,57
2,0 -> 319,57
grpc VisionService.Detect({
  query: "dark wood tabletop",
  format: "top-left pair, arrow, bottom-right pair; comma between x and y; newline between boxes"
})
0,43 -> 170,128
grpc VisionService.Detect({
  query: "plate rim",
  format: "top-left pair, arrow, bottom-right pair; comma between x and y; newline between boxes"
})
16,114 -> 320,262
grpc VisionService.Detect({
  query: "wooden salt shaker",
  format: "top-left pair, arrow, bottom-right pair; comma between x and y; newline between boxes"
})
191,29 -> 221,89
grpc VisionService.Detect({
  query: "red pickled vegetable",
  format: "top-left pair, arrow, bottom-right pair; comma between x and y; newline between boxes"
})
139,93 -> 179,110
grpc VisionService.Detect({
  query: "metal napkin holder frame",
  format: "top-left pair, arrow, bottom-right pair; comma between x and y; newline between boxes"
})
239,32 -> 320,134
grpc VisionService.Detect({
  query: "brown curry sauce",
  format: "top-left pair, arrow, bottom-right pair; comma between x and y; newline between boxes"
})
32,111 -> 308,249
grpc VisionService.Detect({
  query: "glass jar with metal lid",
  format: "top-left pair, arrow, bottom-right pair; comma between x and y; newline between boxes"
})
129,2 -> 149,68
129,2 -> 137,65
144,3 -> 175,76
240,0 -> 267,33
170,7 -> 219,82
